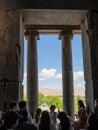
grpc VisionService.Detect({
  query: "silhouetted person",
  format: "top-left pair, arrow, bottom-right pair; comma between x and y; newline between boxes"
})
15,109 -> 37,130
73,108 -> 88,130
49,105 -> 57,127
75,100 -> 86,119
94,98 -> 98,116
39,110 -> 56,130
32,108 -> 42,128
0,111 -> 19,130
9,101 -> 19,111
18,101 -> 32,124
57,111 -> 70,130
87,113 -> 98,130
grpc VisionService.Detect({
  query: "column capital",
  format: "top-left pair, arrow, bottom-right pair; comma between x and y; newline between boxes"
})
58,29 -> 73,40
24,29 -> 40,40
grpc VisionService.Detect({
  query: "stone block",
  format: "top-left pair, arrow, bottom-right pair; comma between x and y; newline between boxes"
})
0,56 -> 6,80
6,0 -> 18,9
6,82 -> 19,102
0,81 -> 5,111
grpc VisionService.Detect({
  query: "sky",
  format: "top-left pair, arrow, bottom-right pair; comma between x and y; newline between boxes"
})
23,34 -> 85,90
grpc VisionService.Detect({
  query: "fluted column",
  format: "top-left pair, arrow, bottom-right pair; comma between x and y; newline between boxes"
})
25,30 -> 39,117
59,30 -> 74,117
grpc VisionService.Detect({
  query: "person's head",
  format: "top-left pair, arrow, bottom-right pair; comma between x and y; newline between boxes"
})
94,98 -> 98,110
78,100 -> 85,109
50,105 -> 56,112
36,108 -> 42,115
18,101 -> 26,110
9,101 -> 19,111
3,111 -> 19,129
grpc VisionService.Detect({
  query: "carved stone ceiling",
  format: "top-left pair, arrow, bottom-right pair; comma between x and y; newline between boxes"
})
22,9 -> 88,34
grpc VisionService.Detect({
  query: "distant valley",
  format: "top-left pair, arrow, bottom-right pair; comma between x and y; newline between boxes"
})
39,87 -> 85,96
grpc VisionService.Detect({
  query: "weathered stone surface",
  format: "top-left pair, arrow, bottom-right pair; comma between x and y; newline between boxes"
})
27,30 -> 38,117
0,56 -> 6,80
60,30 -> 74,117
0,81 -> 5,111
6,0 -> 18,9
81,22 -> 94,112
22,10 -> 87,26
6,82 -> 19,110
87,11 -> 98,100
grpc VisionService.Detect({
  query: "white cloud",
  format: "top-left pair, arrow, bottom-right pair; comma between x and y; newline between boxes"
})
39,68 -> 57,81
23,70 -> 84,88
55,73 -> 62,79
73,71 -> 84,80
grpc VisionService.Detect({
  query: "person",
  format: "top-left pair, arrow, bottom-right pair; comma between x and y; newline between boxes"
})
8,101 -> 23,121
0,111 -> 19,130
87,99 -> 98,130
94,98 -> 98,116
18,100 -> 32,124
9,101 -> 19,111
15,109 -> 37,130
57,111 -> 70,130
75,100 -> 86,120
32,108 -> 42,128
39,110 -> 56,130
72,108 -> 88,130
49,105 -> 57,127
87,112 -> 98,130
0,111 -> 3,125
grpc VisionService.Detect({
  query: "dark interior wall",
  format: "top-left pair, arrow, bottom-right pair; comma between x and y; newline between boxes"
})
6,0 -> 98,10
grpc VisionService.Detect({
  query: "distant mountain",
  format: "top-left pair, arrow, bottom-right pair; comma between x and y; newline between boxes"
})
39,87 -> 85,96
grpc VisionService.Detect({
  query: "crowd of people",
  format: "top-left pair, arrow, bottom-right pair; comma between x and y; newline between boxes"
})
0,99 -> 98,130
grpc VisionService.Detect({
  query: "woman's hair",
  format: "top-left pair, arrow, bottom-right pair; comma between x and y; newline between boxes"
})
34,108 -> 42,123
57,111 -> 70,130
78,100 -> 85,109
39,111 -> 50,130
36,108 -> 42,115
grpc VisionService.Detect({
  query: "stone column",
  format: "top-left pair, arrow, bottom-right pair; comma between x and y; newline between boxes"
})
25,30 -> 39,117
0,8 -> 23,111
81,21 -> 94,112
87,11 -> 98,100
59,30 -> 74,117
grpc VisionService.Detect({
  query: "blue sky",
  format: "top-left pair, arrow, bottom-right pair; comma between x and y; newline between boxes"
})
23,34 -> 85,89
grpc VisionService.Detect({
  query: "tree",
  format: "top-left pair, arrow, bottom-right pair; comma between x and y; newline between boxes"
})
46,96 -> 63,110
38,92 -> 46,106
